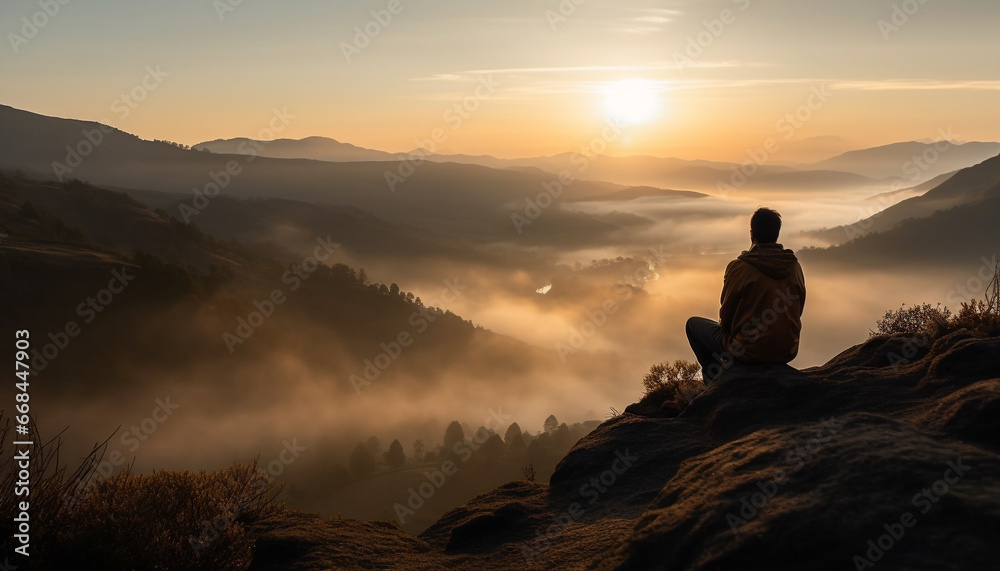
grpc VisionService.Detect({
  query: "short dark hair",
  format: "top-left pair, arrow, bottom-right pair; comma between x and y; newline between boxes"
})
751,208 -> 782,243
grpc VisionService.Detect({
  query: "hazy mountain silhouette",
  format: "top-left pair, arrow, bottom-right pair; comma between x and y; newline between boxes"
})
810,141 -> 1000,181
191,134 -> 879,194
803,192 -> 1000,269
805,152 -> 1000,247
0,176 -> 250,271
0,105 -> 687,247
194,136 -> 403,162
190,135 -> 876,193
565,186 -> 707,202
14,105 -> 985,205
181,124 -> 986,195
122,188 -> 525,266
864,171 -> 957,206
427,153 -> 884,193
778,135 -> 855,164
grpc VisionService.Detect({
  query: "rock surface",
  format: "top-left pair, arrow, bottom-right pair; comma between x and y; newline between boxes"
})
250,331 -> 1000,570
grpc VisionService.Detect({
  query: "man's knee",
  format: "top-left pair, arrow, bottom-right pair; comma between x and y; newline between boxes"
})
685,316 -> 702,336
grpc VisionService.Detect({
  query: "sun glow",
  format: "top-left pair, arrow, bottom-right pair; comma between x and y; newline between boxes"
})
603,79 -> 661,125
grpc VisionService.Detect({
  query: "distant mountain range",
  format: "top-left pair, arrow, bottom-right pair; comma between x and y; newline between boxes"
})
864,171 -> 957,207
0,104 -> 684,249
194,137 -> 888,192
194,131 -> 1000,191
564,186 -> 706,202
803,152 -> 1000,267
809,141 -> 1000,181
195,136 -> 403,162
7,103 -> 995,213
3,103 -> 998,267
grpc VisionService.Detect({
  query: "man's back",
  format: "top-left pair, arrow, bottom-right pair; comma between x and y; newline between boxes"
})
720,243 -> 806,364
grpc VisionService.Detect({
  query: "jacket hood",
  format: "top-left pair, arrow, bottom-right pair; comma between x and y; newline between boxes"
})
738,243 -> 798,280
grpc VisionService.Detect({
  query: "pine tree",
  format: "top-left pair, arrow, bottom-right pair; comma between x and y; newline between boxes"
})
443,421 -> 465,455
543,415 -> 559,434
504,422 -> 522,445
385,439 -> 405,468
349,442 -> 376,476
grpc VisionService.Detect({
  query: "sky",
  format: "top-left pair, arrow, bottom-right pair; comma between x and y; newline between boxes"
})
2,0 -> 998,161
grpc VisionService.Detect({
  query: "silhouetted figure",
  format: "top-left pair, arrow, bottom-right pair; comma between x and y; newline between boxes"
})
687,208 -> 806,383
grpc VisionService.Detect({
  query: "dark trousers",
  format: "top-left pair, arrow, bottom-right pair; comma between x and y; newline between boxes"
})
685,317 -> 736,384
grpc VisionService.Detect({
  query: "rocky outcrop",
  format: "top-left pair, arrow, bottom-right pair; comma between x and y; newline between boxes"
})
251,331 -> 1000,570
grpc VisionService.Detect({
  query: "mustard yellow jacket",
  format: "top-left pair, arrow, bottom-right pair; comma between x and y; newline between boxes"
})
720,243 -> 806,364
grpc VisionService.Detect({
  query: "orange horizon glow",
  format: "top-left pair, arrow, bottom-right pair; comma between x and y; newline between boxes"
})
2,1 -> 997,162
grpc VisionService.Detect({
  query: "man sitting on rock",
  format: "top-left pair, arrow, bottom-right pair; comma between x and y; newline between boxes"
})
686,207 -> 806,383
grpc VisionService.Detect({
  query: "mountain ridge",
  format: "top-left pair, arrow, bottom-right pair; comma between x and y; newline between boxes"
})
804,151 -> 1000,249
810,140 -> 1000,180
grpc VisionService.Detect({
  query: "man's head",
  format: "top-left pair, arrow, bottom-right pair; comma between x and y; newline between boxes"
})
750,208 -> 782,244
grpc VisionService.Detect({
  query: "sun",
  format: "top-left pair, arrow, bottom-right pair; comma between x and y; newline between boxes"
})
603,79 -> 661,125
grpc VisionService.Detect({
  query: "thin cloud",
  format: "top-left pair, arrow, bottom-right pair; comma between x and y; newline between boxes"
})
617,26 -> 666,35
411,61 -> 775,81
832,79 -> 1000,91
407,70 -> 1000,102
635,15 -> 674,23
623,7 -> 682,33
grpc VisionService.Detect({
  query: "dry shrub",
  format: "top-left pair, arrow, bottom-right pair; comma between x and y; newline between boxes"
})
0,413 -> 107,563
56,462 -> 281,570
872,298 -> 1000,340
871,303 -> 951,338
1,412 -> 283,570
641,360 -> 704,413
951,299 -> 1000,337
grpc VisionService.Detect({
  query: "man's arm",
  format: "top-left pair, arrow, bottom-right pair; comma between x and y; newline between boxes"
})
795,263 -> 806,317
719,261 -> 741,334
